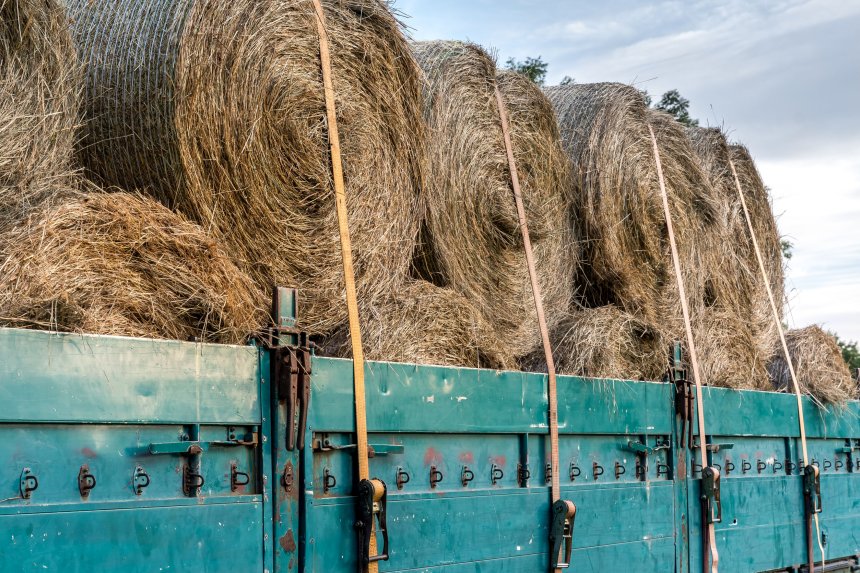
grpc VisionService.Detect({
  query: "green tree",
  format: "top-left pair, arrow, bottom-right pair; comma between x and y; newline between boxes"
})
654,89 -> 699,127
505,56 -> 549,85
560,75 -> 575,86
833,333 -> 860,373
781,239 -> 793,260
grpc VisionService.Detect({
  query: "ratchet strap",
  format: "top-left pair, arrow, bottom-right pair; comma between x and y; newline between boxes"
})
649,126 -> 720,573
728,158 -> 824,572
311,2 -> 386,572
495,86 -> 575,573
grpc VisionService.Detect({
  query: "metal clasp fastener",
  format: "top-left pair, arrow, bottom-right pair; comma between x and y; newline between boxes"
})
701,466 -> 722,524
78,465 -> 97,498
550,500 -> 577,569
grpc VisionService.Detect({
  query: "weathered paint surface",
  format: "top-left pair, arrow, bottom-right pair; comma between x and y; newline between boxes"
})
1,327 -> 859,572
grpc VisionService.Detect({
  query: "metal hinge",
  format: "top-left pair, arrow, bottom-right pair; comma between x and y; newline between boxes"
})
273,341 -> 312,451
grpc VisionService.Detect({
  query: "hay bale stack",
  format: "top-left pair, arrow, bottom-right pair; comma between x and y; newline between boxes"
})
319,281 -> 514,369
411,41 -> 576,358
768,326 -> 854,405
0,191 -> 265,343
522,305 -> 667,381
545,83 -> 716,326
729,143 -> 785,348
688,128 -> 784,337
0,0 -> 79,222
65,0 -> 425,336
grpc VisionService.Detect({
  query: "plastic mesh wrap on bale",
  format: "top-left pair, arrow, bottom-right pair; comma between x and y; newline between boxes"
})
66,0 -> 425,336
411,41 -> 577,359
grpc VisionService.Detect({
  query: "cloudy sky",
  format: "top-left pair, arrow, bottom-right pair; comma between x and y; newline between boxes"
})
397,0 -> 860,342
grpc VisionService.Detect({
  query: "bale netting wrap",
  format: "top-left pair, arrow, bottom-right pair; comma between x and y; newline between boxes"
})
0,0 -> 80,222
66,0 -> 425,336
521,305 -> 667,381
768,326 -> 855,405
318,280 -> 515,369
544,83 -> 716,327
411,41 -> 576,358
0,191 -> 266,343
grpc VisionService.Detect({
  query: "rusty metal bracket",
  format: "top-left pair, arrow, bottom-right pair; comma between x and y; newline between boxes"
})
78,465 -> 96,499
19,468 -> 37,500
273,342 -> 312,452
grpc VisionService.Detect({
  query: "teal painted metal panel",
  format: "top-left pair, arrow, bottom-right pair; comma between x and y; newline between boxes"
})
310,358 -> 672,434
304,358 -> 677,572
697,386 -> 860,438
2,503 -> 264,572
0,328 -> 259,424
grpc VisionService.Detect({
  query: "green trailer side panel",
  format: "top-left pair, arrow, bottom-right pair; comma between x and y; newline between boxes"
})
311,358 -> 672,434
1,503 -> 264,572
304,357 -> 677,572
0,329 -> 259,424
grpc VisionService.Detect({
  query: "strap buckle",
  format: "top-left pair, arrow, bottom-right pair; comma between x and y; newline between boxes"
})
550,499 -> 577,569
701,466 -> 722,524
355,479 -> 389,571
803,464 -> 822,515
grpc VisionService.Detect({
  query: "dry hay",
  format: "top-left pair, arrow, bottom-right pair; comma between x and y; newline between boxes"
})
546,82 -> 764,388
768,326 -> 855,405
688,127 -> 784,370
0,0 -> 80,222
65,0 -> 425,336
0,191 -> 265,344
544,83 -> 716,326
411,41 -> 576,359
521,305 -> 667,381
318,280 -> 515,369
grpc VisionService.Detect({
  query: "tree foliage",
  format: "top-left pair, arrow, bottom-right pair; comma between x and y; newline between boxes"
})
505,56 -> 549,85
654,89 -> 699,127
781,239 -> 793,260
833,333 -> 860,373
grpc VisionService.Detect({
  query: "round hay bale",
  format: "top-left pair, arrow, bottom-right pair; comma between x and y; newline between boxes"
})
65,0 -> 425,336
768,326 -> 854,405
0,0 -> 80,222
318,280 -> 515,369
411,41 -> 576,358
0,191 -> 265,343
544,83 -> 717,327
521,305 -> 667,381
687,127 -> 783,385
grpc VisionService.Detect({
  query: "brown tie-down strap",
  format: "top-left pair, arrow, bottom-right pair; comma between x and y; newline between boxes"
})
649,126 -> 719,573
728,158 -> 824,571
494,86 -> 572,573
310,1 -> 378,570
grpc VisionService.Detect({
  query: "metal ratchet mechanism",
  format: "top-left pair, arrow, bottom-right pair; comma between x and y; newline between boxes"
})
803,464 -> 822,571
355,479 -> 389,569
549,500 -> 577,569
